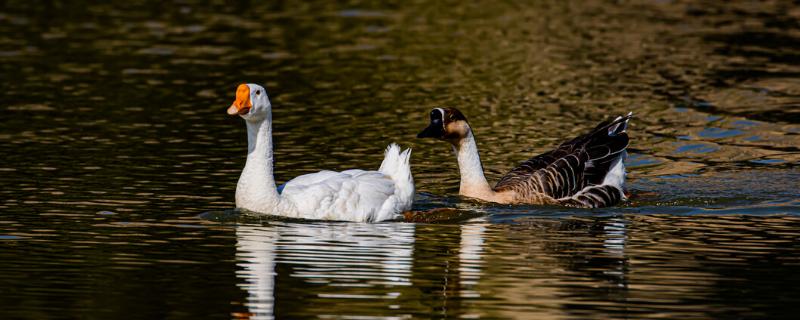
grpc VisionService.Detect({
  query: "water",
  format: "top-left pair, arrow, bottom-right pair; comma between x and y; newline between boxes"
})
1,0 -> 799,318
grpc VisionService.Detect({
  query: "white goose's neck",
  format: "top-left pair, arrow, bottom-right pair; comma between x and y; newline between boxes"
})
237,114 -> 282,212
453,131 -> 494,199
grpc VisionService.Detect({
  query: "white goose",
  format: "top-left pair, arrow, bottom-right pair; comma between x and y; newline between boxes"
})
227,83 -> 414,222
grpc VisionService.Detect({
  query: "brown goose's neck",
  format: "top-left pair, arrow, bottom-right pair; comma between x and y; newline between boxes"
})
453,131 -> 495,200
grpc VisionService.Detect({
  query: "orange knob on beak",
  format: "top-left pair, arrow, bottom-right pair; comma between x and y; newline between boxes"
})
227,83 -> 253,115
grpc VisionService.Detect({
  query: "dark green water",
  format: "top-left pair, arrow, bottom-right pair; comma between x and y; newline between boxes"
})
1,0 -> 799,319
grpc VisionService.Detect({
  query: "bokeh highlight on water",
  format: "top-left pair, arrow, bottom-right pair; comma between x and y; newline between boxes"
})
1,1 -> 799,319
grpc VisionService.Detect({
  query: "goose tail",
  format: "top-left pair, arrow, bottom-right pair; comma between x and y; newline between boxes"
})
582,112 -> 632,188
379,143 -> 415,206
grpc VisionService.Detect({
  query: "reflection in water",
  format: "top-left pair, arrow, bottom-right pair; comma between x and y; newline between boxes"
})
234,220 -> 493,319
458,221 -> 487,299
215,216 -> 641,319
235,222 -> 415,319
235,226 -> 277,319
233,218 -> 705,319
602,218 -> 627,289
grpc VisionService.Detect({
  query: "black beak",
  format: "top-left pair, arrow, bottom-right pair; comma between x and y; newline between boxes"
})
417,121 -> 444,138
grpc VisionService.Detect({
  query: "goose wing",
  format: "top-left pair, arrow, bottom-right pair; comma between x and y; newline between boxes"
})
494,114 -> 632,202
493,140 -> 584,192
559,185 -> 624,208
281,170 -> 398,222
280,170 -> 342,194
495,149 -> 590,200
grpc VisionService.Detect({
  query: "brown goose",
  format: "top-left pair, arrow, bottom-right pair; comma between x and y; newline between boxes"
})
417,108 -> 632,208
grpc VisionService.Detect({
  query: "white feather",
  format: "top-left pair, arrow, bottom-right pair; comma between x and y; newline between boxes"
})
281,169 -> 402,222
601,151 -> 627,189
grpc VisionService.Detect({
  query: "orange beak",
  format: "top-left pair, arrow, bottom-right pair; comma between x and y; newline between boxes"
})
227,84 -> 253,115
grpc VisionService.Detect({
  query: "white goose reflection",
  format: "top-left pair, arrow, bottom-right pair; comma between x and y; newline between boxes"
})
234,225 -> 278,319
234,221 -> 416,319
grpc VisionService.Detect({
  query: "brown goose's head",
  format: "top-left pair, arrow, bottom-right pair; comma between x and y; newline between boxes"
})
417,107 -> 471,144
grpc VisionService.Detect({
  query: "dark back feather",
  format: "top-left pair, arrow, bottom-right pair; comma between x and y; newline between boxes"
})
494,114 -> 631,203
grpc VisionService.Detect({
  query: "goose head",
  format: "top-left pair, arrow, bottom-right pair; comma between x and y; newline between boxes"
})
227,83 -> 271,122
417,107 -> 471,144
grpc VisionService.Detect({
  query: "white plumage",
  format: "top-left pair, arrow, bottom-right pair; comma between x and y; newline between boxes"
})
227,83 -> 414,222
600,152 -> 627,190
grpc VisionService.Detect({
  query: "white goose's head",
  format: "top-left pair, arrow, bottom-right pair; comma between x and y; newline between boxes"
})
417,107 -> 471,144
227,83 -> 271,121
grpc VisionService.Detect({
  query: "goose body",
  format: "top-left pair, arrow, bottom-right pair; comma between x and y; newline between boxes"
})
228,83 -> 414,222
418,108 -> 631,208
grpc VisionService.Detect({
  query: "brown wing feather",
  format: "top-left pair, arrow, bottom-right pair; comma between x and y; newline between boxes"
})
493,114 -> 631,205
559,185 -> 624,208
493,117 -> 616,190
493,143 -> 581,191
500,152 -> 589,201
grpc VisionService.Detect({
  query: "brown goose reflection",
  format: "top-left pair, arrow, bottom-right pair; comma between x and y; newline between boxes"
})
457,216 -> 633,319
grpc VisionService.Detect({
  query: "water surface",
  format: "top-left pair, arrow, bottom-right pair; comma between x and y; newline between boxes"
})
1,0 -> 799,319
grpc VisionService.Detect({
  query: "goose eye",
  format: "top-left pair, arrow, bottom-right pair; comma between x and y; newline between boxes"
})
256,90 -> 261,96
